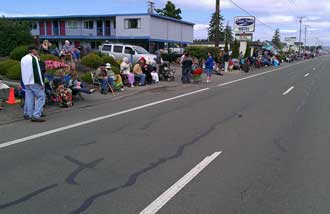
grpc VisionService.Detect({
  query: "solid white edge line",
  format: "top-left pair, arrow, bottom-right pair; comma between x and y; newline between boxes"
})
283,86 -> 295,95
304,73 -> 310,77
139,151 -> 222,214
0,88 -> 210,149
0,59 -> 312,149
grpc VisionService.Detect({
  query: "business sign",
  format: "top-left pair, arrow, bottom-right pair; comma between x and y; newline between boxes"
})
234,16 -> 255,33
285,37 -> 297,42
235,33 -> 253,41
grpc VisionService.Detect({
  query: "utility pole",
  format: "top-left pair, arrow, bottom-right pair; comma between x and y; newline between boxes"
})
304,25 -> 308,53
215,0 -> 220,47
298,16 -> 304,54
147,1 -> 155,14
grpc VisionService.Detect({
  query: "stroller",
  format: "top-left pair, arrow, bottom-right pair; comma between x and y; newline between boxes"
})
159,61 -> 175,81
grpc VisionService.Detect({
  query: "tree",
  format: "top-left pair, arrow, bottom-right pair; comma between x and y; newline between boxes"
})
224,25 -> 234,43
231,40 -> 240,58
0,18 -> 33,57
208,12 -> 225,42
244,43 -> 251,58
272,28 -> 282,50
155,1 -> 182,20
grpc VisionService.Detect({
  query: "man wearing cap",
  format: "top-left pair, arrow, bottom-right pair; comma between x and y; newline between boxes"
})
95,63 -> 115,94
20,46 -> 46,122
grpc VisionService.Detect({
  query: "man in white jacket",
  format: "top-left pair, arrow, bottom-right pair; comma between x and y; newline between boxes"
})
21,46 -> 46,122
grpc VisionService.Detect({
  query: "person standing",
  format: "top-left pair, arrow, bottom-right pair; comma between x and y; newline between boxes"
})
155,49 -> 164,74
224,51 -> 229,72
204,52 -> 215,83
181,52 -> 193,83
20,46 -> 46,122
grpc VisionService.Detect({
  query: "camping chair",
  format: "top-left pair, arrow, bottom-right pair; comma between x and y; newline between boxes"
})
90,71 -> 115,96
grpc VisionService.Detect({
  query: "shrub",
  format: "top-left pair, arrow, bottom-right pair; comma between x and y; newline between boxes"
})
100,54 -> 119,67
9,45 -> 28,61
6,63 -> 21,80
185,46 -> 220,61
81,53 -> 103,69
40,54 -> 60,61
162,53 -> 181,63
0,59 -> 19,75
81,72 -> 93,84
112,66 -> 120,74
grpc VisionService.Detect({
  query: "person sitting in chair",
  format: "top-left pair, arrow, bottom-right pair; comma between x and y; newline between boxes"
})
95,63 -> 115,94
120,57 -> 135,87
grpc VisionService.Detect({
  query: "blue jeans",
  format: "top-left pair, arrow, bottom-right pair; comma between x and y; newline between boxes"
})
205,68 -> 213,77
100,77 -> 114,91
25,84 -> 45,118
135,74 -> 146,85
181,67 -> 192,83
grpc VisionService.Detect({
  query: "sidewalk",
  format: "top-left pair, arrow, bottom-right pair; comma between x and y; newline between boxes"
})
0,63 -> 280,125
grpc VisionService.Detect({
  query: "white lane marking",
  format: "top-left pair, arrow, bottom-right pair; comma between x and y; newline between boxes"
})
0,88 -> 210,149
217,60 -> 308,87
304,73 -> 310,77
140,151 -> 222,214
283,87 -> 295,95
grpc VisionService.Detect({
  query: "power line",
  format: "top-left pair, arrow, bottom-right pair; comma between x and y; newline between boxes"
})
229,0 -> 275,31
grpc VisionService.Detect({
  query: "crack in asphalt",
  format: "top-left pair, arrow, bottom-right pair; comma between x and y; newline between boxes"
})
64,156 -> 104,185
0,184 -> 58,209
70,112 -> 239,214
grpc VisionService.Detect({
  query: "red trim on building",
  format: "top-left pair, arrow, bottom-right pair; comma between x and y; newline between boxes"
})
46,21 -> 52,36
39,21 -> 45,35
60,21 -> 66,36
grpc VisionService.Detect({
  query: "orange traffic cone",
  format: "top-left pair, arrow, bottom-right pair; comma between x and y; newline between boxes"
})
6,87 -> 17,105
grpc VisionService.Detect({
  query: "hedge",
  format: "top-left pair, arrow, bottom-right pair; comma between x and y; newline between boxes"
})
40,54 -> 60,61
162,53 -> 181,63
9,45 -> 28,61
100,54 -> 119,67
185,46 -> 221,60
0,59 -> 19,75
6,63 -> 21,80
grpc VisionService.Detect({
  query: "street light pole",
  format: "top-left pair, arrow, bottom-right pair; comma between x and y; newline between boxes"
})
298,16 -> 303,54
304,25 -> 308,53
215,0 -> 220,47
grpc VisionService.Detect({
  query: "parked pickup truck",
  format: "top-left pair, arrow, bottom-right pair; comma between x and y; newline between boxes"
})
99,43 -> 157,65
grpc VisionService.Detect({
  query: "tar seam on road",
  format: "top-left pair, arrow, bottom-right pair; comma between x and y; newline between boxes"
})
283,87 -> 295,95
139,151 -> 222,214
0,184 -> 58,209
0,59 -> 311,150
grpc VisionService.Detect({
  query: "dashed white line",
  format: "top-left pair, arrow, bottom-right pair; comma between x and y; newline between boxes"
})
304,73 -> 310,77
283,87 -> 295,95
140,151 -> 222,214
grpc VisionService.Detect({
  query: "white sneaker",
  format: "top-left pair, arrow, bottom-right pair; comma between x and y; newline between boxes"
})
131,84 -> 135,88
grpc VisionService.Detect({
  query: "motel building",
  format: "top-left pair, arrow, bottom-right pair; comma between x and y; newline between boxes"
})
10,11 -> 194,53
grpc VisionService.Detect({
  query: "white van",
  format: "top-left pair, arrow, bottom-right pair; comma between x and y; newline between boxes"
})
100,43 -> 157,65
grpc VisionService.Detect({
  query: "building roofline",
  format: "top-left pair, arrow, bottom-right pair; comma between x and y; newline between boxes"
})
6,13 -> 194,25
38,35 -> 192,44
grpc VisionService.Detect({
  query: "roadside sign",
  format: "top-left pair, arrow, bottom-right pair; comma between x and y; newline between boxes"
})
234,16 -> 256,33
235,33 -> 253,41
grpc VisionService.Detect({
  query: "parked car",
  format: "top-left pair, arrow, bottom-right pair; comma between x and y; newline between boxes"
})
100,43 -> 157,65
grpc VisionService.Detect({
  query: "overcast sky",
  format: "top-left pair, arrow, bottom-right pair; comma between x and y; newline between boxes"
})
1,0 -> 329,45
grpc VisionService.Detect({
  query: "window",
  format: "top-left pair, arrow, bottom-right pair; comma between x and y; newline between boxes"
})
134,46 -> 149,54
102,45 -> 112,52
67,20 -> 78,29
91,41 -> 102,49
83,20 -> 94,29
113,45 -> 123,53
124,47 -> 134,54
31,22 -> 38,30
124,19 -> 141,29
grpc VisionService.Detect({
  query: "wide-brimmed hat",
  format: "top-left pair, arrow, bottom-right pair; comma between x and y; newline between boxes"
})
106,63 -> 111,69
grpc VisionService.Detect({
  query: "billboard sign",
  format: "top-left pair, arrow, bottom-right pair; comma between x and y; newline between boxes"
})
234,16 -> 255,33
285,37 -> 297,42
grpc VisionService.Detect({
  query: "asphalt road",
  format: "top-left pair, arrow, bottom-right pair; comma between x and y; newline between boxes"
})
1,56 -> 330,214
